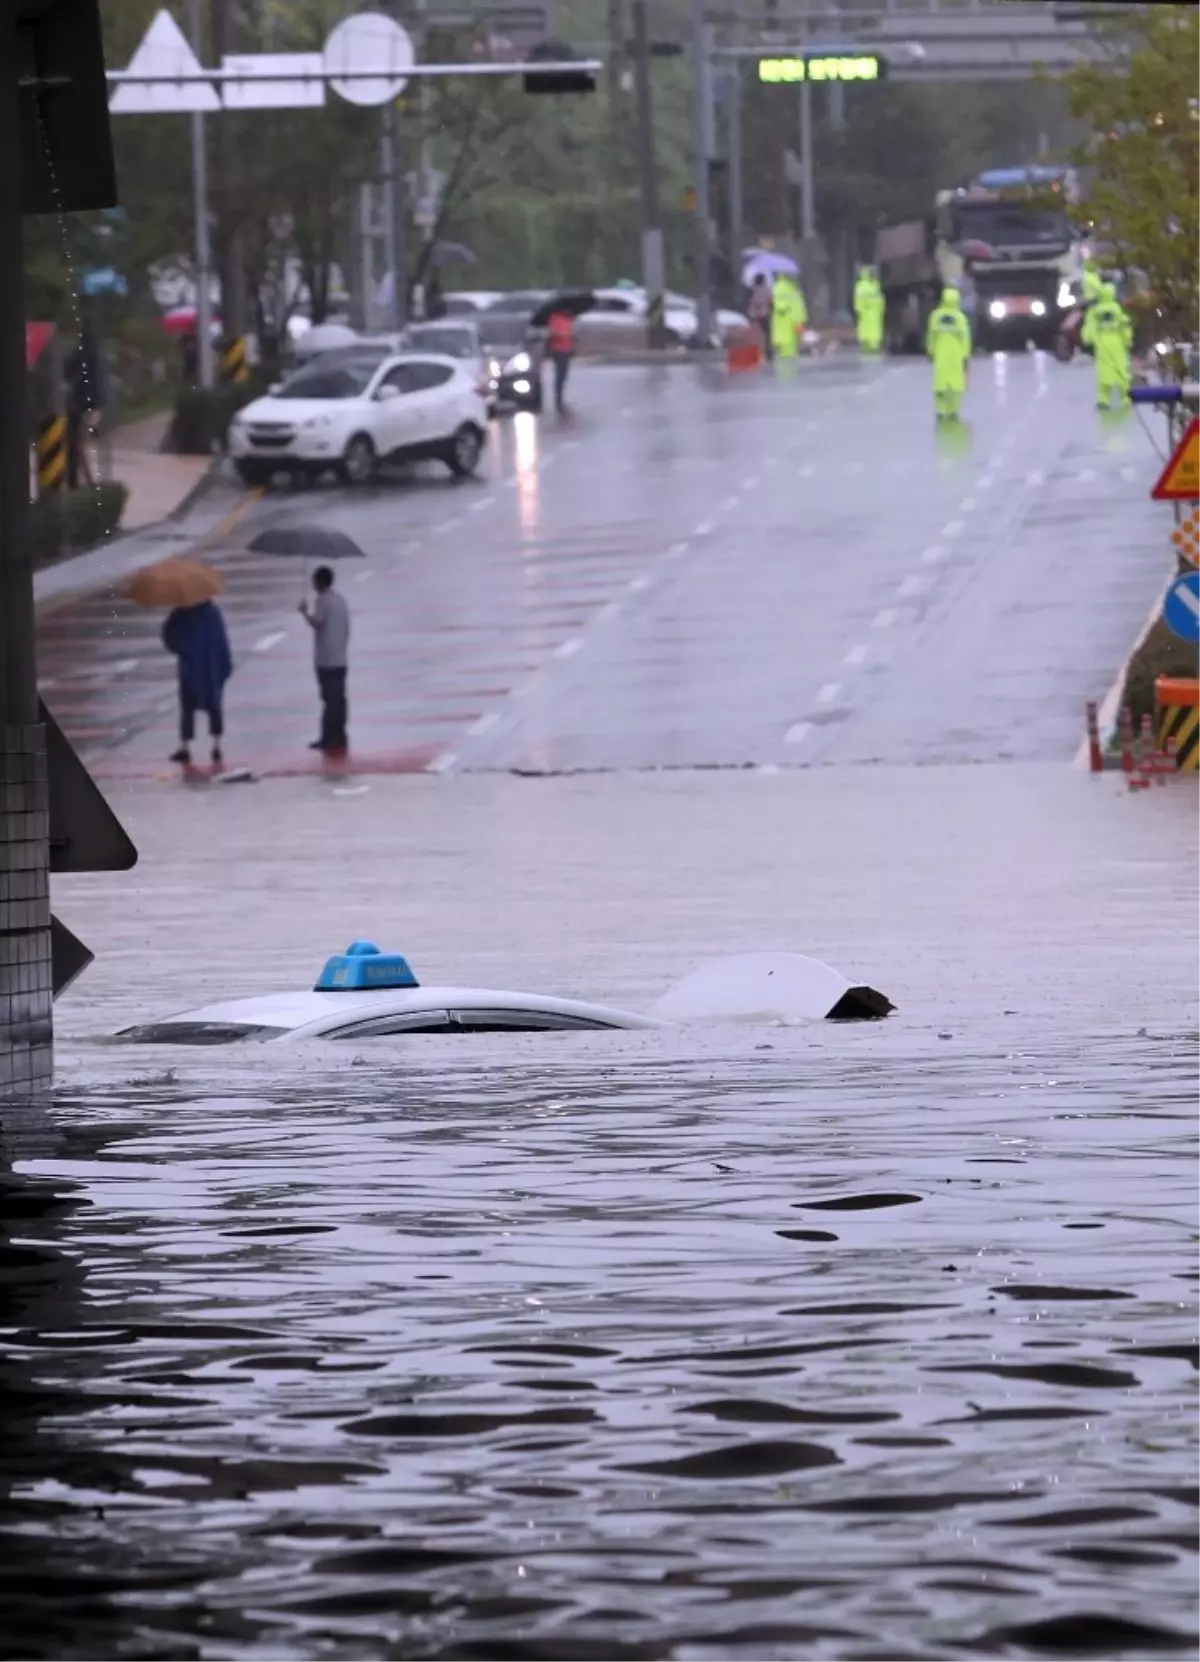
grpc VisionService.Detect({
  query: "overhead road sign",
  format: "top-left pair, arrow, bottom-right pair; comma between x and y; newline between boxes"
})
1151,417 -> 1199,502
109,9 -> 219,113
324,13 -> 413,106
1162,572 -> 1200,644
758,54 -> 884,83
221,53 -> 325,110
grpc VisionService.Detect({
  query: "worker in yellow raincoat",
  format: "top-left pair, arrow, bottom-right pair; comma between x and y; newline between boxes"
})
770,274 -> 808,361
1080,280 -> 1132,409
1080,259 -> 1105,307
925,286 -> 971,419
853,265 -> 885,353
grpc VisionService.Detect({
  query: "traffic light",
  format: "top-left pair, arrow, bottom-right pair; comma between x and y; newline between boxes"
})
523,39 -> 596,94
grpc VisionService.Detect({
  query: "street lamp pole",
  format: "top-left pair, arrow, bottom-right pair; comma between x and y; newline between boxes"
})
189,0 -> 215,388
690,0 -> 715,343
631,0 -> 666,347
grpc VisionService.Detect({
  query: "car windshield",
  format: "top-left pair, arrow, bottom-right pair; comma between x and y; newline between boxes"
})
276,362 -> 377,399
405,327 -> 476,358
953,203 -> 1071,248
116,1021 -> 288,1044
477,318 -> 529,350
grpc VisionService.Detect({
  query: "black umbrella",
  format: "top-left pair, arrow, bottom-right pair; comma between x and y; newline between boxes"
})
249,527 -> 365,560
527,290 -> 596,330
429,240 -> 476,269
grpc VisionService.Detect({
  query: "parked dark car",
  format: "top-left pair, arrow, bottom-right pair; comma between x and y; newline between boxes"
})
476,313 -> 544,413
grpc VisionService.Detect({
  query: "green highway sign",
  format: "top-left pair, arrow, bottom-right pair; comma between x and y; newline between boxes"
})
758,54 -> 884,84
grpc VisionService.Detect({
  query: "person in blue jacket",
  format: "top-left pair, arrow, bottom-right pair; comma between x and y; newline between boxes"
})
162,599 -> 232,766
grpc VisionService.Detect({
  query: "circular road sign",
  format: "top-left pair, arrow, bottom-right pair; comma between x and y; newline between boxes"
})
324,12 -> 414,106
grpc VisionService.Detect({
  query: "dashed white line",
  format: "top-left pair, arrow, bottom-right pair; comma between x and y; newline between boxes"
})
785,721 -> 812,746
252,631 -> 287,653
468,712 -> 499,737
899,573 -> 930,598
668,539 -> 690,555
843,644 -> 869,666
815,681 -> 841,706
439,515 -> 463,530
741,474 -> 760,489
941,519 -> 965,538
920,544 -> 949,565
799,463 -> 815,478
1026,470 -> 1045,486
468,496 -> 494,513
872,608 -> 899,629
1119,465 -> 1137,482
426,751 -> 457,774
692,519 -> 714,536
109,658 -> 138,676
553,637 -> 582,659
722,493 -> 741,511
351,569 -> 373,583
1077,468 -> 1097,483
628,573 -> 653,593
595,602 -> 619,624
959,495 -> 976,511
977,475 -> 995,490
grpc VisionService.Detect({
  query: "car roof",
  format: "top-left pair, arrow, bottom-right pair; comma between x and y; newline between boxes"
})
127,986 -> 659,1036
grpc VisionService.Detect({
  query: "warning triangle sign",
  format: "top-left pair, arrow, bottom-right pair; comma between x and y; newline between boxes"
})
110,9 -> 220,114
1151,417 -> 1199,502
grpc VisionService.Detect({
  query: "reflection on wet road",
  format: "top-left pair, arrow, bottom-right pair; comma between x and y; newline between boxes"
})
2,1033 -> 1196,1658
36,356 -> 1165,779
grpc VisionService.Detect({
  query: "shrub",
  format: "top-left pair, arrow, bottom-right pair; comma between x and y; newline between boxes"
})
1120,613 -> 1199,729
168,381 -> 264,454
30,481 -> 129,569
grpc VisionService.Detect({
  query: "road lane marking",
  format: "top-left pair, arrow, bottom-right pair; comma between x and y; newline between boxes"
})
843,644 -> 869,666
108,658 -> 138,676
554,637 -> 582,659
196,484 -> 264,552
252,631 -> 287,653
468,712 -> 499,737
741,474 -> 759,489
1077,467 -> 1097,482
426,751 -> 457,774
668,540 -> 689,555
468,496 -> 493,512
815,681 -> 841,705
1026,470 -> 1045,486
959,495 -> 975,511
872,608 -> 898,629
596,602 -> 619,624
921,544 -> 949,565
628,574 -> 653,592
899,573 -> 929,598
977,475 -> 995,490
692,519 -> 714,536
439,515 -> 463,530
722,494 -> 741,511
351,569 -> 373,583
941,519 -> 964,537
785,721 -> 812,745
799,463 -> 815,478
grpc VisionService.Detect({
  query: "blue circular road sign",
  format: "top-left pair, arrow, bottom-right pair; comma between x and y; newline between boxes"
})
1163,571 -> 1200,644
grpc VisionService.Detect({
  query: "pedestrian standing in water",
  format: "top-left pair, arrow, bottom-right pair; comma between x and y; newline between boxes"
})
545,307 -> 575,414
300,565 -> 350,753
163,598 -> 232,767
746,274 -> 773,359
925,286 -> 972,421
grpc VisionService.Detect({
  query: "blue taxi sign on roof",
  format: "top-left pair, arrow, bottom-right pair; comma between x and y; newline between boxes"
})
315,940 -> 419,992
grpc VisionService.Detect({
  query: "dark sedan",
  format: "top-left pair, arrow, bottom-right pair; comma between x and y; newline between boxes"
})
477,313 -> 544,413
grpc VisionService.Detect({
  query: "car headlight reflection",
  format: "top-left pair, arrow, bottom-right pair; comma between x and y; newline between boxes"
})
987,300 -> 1007,320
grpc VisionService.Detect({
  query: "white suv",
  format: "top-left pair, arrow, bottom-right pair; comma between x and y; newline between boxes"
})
228,351 -> 488,487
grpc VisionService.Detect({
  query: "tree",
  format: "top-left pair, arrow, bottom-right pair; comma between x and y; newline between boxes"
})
1058,4 -> 1199,349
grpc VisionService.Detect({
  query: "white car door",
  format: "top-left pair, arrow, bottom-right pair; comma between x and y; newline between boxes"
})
401,359 -> 460,446
367,361 -> 424,457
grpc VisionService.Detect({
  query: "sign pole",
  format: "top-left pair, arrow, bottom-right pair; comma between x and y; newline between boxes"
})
188,0 -> 215,388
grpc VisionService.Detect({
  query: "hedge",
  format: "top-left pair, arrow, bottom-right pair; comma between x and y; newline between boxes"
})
29,481 -> 129,570
1119,611 -> 1199,730
168,381 -> 264,455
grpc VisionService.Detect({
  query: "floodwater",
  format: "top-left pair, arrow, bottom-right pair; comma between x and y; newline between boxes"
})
1,1028 -> 1196,1659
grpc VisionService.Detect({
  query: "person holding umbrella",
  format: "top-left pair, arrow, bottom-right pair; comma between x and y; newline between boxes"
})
129,558 -> 232,767
528,292 -> 594,416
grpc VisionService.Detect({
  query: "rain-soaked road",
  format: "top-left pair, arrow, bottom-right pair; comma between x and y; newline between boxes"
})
37,354 -> 1165,777
8,354 -> 1197,1659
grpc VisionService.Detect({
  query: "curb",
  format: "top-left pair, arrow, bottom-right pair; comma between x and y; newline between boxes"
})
1071,577 -> 1171,770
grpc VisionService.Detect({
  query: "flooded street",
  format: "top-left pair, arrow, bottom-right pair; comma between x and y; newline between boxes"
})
3,1030 -> 1196,1659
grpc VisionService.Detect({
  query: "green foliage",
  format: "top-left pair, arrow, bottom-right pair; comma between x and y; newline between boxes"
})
1060,5 -> 1199,344
29,482 -> 129,569
168,380 -> 265,455
1121,615 -> 1199,729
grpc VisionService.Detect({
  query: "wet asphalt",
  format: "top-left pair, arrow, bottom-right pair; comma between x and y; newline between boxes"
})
36,353 -> 1168,778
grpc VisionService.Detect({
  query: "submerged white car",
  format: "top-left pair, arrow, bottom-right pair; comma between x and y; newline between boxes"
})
114,944 -> 894,1046
228,352 -> 488,487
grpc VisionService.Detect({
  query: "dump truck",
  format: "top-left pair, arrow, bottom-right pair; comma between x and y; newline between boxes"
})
876,166 -> 1085,354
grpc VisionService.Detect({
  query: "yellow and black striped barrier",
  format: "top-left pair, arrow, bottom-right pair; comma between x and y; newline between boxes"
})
221,336 -> 250,385
35,413 -> 67,494
1156,676 -> 1199,772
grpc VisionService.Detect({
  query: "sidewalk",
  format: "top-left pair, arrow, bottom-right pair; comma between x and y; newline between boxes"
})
100,410 -> 213,531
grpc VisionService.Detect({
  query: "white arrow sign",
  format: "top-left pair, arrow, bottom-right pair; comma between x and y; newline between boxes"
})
109,9 -> 218,113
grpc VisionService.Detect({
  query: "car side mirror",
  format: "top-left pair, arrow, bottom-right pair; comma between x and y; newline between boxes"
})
375,383 -> 402,401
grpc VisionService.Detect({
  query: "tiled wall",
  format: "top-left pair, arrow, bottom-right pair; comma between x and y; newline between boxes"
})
0,723 -> 53,1097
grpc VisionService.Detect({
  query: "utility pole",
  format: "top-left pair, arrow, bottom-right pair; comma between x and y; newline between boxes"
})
631,0 -> 666,347
189,0 -> 215,388
210,0 -> 246,342
728,58 -> 744,283
381,106 -> 404,329
689,0 -> 715,343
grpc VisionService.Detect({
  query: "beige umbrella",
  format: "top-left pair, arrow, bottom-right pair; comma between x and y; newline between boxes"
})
128,558 -> 223,608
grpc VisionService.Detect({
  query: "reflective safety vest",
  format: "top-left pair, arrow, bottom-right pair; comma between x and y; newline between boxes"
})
547,312 -> 575,353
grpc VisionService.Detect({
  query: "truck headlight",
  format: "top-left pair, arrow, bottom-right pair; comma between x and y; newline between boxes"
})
1030,300 -> 1047,317
988,300 -> 1007,320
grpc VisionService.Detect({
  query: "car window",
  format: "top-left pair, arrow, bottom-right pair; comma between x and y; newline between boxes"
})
325,1011 -> 454,1038
405,327 -> 476,358
477,319 -> 530,350
596,297 -> 634,314
116,1021 -> 288,1044
378,362 -> 424,394
399,360 -> 455,391
449,1009 -> 623,1032
277,363 -> 376,399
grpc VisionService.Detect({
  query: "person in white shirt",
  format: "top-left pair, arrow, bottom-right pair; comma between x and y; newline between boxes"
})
299,565 -> 350,752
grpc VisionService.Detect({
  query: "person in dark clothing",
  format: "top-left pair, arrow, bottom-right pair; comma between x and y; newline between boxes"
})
546,309 -> 575,413
162,600 -> 233,766
300,566 -> 350,753
65,328 -> 105,489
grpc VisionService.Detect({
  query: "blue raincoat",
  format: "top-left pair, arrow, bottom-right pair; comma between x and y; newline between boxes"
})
162,601 -> 232,709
